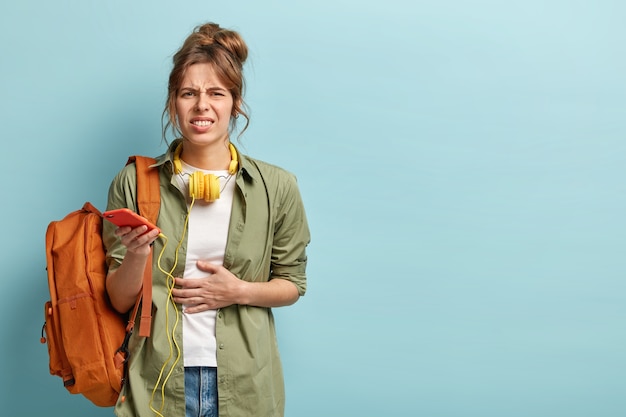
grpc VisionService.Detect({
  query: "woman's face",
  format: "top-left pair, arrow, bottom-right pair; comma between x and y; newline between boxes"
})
175,62 -> 234,147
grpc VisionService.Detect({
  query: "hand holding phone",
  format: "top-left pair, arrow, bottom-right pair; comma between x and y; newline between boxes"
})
103,208 -> 161,234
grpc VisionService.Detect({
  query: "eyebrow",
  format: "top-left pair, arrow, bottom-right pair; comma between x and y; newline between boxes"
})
179,86 -> 228,92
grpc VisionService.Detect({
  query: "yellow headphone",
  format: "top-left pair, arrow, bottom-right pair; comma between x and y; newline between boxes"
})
172,142 -> 238,202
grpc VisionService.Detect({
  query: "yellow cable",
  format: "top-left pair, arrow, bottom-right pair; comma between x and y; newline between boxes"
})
149,197 -> 195,415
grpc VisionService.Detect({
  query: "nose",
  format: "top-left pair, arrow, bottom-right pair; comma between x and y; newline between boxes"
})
195,92 -> 209,111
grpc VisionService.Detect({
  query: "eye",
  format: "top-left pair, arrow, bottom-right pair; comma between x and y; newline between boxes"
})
180,90 -> 195,97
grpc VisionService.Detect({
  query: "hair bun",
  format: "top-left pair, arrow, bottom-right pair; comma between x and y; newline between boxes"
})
195,23 -> 248,67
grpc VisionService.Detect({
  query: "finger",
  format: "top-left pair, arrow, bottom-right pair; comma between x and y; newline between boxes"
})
127,225 -> 150,239
142,229 -> 160,245
118,226 -> 146,243
114,226 -> 132,236
133,227 -> 160,244
173,278 -> 200,289
184,303 -> 209,314
172,278 -> 183,289
197,260 -> 219,273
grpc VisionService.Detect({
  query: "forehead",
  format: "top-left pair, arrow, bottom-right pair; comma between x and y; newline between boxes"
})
180,62 -> 228,89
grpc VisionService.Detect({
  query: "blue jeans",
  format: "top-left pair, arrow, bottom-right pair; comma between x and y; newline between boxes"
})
185,367 -> 218,417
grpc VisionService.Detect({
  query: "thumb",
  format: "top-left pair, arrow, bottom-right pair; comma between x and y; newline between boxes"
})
197,260 -> 220,273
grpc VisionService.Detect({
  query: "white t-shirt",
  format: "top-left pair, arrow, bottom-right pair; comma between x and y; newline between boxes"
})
174,160 -> 235,367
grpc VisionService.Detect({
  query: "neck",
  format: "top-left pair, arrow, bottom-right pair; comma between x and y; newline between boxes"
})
179,140 -> 232,171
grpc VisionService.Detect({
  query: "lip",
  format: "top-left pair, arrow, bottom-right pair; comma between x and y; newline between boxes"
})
189,117 -> 215,132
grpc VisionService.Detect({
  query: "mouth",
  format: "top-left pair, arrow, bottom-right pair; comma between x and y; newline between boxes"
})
191,119 -> 214,127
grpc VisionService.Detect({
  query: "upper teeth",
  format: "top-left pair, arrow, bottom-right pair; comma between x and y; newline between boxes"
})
194,120 -> 212,126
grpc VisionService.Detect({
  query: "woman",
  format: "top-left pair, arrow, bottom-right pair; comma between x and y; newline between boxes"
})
103,22 -> 310,417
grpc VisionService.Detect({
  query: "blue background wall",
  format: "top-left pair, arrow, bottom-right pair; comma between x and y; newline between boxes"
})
1,1 -> 624,416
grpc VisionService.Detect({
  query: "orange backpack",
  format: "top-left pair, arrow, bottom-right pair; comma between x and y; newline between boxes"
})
41,156 -> 160,407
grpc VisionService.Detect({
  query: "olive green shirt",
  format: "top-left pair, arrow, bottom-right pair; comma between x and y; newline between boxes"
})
103,140 -> 310,417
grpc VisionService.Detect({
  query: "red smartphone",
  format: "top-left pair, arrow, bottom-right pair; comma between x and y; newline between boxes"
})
103,208 -> 161,234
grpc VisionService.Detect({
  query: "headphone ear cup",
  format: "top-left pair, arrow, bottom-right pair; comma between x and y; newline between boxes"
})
189,171 -> 204,200
187,172 -> 222,202
205,174 -> 220,202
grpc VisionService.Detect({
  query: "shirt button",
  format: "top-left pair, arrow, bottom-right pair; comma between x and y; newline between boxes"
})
219,343 -> 224,350
218,313 -> 223,319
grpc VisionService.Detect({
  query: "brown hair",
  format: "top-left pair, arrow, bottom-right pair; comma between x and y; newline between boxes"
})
162,22 -> 249,142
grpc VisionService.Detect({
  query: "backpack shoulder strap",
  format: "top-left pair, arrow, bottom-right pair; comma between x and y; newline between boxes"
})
128,156 -> 160,225
126,155 -> 160,338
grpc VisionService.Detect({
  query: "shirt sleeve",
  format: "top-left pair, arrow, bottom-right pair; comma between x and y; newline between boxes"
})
102,164 -> 139,271
270,172 -> 311,296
